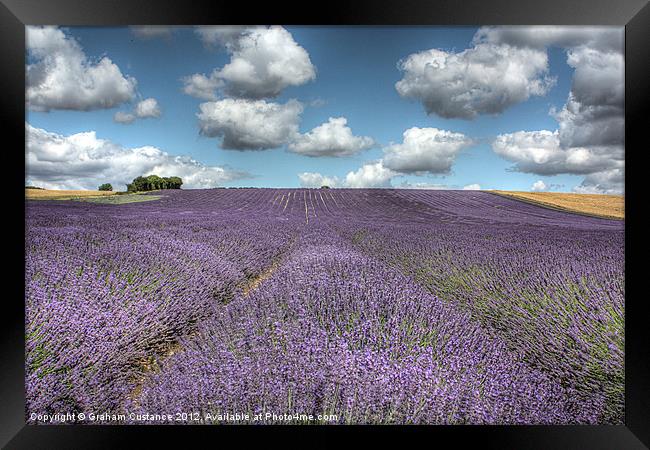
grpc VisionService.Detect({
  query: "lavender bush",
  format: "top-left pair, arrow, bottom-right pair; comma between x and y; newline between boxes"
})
25,189 -> 624,424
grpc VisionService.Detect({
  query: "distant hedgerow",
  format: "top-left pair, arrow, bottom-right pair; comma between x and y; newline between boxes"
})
127,175 -> 182,192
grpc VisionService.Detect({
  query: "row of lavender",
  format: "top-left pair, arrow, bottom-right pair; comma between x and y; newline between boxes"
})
346,191 -> 624,423
135,189 -> 622,423
26,194 -> 299,418
133,224 -> 605,424
26,189 -> 624,423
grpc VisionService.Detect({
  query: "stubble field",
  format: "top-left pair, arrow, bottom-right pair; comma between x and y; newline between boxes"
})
491,191 -> 624,220
25,189 -> 118,200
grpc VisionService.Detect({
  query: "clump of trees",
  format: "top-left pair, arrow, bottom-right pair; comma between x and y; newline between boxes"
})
98,183 -> 113,191
321,185 -> 330,189
25,186 -> 45,190
127,175 -> 183,192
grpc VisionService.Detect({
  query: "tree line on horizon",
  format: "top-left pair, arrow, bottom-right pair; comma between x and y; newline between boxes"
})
126,175 -> 183,192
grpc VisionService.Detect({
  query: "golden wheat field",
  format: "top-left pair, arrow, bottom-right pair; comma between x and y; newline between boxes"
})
491,191 -> 624,220
25,189 -> 118,200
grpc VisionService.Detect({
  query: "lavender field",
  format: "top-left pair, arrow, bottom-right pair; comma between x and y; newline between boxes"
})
25,189 -> 624,424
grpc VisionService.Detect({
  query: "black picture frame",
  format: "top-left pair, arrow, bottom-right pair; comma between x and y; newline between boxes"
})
3,0 -> 648,448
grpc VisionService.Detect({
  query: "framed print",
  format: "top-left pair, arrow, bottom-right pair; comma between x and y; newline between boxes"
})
2,0 -> 649,447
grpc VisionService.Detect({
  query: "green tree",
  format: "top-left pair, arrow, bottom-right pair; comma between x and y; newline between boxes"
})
126,175 -> 183,192
130,176 -> 147,192
145,175 -> 163,191
98,183 -> 113,191
165,176 -> 183,189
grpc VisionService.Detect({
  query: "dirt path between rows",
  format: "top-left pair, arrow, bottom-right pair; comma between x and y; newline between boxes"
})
126,239 -> 295,409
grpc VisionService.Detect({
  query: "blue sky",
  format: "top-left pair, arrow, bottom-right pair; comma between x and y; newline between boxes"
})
25,26 -> 624,193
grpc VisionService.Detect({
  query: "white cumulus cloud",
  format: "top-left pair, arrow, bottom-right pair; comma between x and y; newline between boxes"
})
473,26 -> 623,53
181,74 -> 223,101
114,98 -> 162,124
197,99 -> 303,150
113,111 -> 136,124
531,180 -> 547,191
573,168 -> 624,194
183,26 -> 316,100
492,130 -> 623,175
395,43 -> 554,119
298,162 -> 398,189
288,117 -> 374,157
345,161 -> 397,188
298,126 -> 473,189
194,26 -> 248,48
26,26 -> 137,112
383,127 -> 473,174
134,98 -> 162,118
462,183 -> 481,190
484,26 -> 624,194
554,47 -> 624,149
298,172 -> 341,188
26,124 -> 249,190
